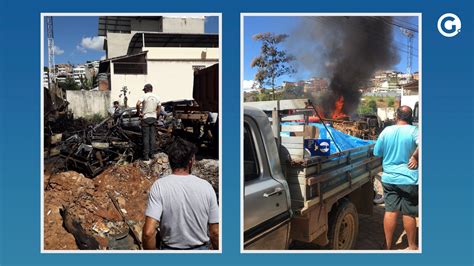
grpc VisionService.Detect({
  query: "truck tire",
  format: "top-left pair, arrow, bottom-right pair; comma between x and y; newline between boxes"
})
327,199 -> 359,250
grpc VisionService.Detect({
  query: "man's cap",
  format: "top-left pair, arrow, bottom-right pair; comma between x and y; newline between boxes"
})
143,84 -> 153,91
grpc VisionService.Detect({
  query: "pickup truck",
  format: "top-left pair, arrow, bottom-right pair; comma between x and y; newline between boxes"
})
243,101 -> 382,250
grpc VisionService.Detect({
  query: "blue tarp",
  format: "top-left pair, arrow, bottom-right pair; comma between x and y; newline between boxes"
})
281,122 -> 374,155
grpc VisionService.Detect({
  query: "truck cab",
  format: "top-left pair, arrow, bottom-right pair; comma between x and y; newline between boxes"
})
243,106 -> 292,249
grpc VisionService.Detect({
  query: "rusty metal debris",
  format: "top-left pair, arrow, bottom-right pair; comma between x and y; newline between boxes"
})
45,105 -> 217,177
107,191 -> 143,249
329,115 -> 382,140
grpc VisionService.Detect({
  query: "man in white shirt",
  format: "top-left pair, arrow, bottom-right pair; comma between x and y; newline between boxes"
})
142,138 -> 219,250
136,84 -> 160,161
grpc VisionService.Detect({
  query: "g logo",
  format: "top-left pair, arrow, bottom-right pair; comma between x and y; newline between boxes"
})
438,13 -> 461,37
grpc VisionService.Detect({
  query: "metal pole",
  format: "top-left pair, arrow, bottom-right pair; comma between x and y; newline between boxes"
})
272,101 -> 281,148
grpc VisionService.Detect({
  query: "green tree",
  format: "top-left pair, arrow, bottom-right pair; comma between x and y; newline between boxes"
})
251,32 -> 295,100
59,77 -> 79,91
387,97 -> 395,107
80,75 -> 98,90
368,99 -> 377,113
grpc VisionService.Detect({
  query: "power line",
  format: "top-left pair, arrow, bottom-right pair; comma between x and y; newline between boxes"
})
307,17 -> 418,57
325,17 -> 418,51
391,17 -> 419,29
373,16 -> 418,33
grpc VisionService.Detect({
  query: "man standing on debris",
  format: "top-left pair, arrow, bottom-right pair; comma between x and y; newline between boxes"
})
109,100 -> 122,122
136,84 -> 160,162
374,105 -> 419,250
142,138 -> 219,250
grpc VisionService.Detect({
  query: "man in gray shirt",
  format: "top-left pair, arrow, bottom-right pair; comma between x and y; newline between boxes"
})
142,138 -> 219,250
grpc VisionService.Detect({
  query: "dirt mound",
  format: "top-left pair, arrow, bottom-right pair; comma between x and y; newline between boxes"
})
44,190 -> 78,250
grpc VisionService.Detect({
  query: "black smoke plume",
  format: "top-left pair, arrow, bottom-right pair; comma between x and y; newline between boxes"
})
287,16 -> 400,116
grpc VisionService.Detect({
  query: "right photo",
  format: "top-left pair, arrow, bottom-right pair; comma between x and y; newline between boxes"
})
241,14 -> 421,252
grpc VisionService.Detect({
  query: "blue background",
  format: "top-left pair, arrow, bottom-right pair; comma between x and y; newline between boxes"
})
0,0 -> 473,265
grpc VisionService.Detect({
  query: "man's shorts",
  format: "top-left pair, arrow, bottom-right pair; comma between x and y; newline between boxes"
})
382,183 -> 419,217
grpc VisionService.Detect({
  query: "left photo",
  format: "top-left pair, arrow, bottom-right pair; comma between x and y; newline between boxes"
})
42,14 -> 221,252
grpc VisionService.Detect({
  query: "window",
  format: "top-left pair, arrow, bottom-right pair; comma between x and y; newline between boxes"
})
244,123 -> 260,182
114,62 -> 147,74
113,54 -> 147,75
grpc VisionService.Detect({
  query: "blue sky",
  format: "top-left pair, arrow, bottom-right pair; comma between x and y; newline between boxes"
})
243,16 -> 419,88
43,16 -> 219,66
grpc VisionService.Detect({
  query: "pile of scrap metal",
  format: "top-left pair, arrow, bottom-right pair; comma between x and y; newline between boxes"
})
47,109 -> 174,177
163,99 -> 218,155
58,119 -> 137,177
329,114 -> 382,140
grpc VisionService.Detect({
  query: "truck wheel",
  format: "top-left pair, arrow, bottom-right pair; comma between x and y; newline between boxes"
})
327,200 -> 359,250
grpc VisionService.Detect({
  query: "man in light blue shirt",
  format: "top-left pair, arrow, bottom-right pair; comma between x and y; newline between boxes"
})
374,105 -> 419,250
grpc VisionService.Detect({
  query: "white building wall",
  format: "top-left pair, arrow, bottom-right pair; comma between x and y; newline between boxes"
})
145,47 -> 218,60
162,17 -> 205,33
401,95 -> 419,110
66,90 -> 111,118
109,47 -> 218,106
106,32 -> 135,58
377,107 -> 395,121
110,61 -> 217,106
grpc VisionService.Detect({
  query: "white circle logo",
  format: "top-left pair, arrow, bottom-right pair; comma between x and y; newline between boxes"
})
320,141 -> 330,153
438,13 -> 461,37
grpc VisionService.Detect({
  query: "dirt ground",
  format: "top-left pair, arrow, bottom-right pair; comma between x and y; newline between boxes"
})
291,178 -> 419,250
356,204 -> 419,250
43,153 -> 219,250
355,177 -> 419,250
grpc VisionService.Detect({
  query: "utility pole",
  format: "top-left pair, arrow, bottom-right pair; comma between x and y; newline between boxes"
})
47,16 -> 56,88
400,28 -> 414,81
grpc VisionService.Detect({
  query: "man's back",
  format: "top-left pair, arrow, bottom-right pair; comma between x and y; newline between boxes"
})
141,92 -> 160,119
145,174 -> 219,249
374,125 -> 418,185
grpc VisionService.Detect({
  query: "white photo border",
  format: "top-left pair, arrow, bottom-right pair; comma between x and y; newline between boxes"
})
240,12 -> 422,254
40,12 -> 223,254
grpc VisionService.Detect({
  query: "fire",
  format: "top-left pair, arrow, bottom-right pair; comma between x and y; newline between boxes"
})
301,97 -> 348,123
331,96 -> 348,120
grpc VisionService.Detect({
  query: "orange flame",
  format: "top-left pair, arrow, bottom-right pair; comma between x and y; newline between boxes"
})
331,96 -> 348,120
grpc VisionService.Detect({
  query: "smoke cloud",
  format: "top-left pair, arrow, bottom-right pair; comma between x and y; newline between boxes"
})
286,16 -> 400,116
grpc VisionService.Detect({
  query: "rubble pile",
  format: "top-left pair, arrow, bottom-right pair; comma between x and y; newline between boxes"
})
192,159 -> 219,193
44,153 -> 219,250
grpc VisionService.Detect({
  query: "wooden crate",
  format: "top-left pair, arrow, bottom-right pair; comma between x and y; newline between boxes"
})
280,125 -> 320,160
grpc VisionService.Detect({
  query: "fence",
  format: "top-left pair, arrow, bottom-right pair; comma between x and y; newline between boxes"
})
66,90 -> 110,119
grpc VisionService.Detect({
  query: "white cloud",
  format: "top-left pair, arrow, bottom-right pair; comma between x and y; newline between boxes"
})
77,36 -> 105,52
52,45 -> 64,55
100,55 -> 106,60
242,80 -> 259,92
76,45 -> 87,53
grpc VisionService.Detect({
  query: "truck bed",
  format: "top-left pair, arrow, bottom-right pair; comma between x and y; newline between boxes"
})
284,144 -> 382,214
